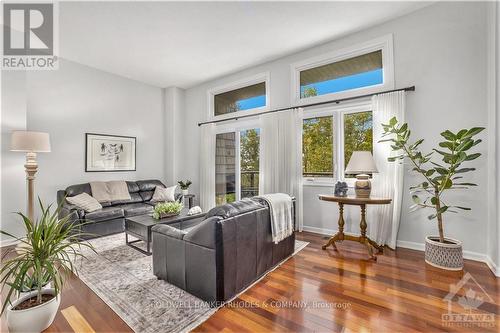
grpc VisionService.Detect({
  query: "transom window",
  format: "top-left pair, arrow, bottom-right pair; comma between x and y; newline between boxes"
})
292,35 -> 394,105
300,50 -> 383,99
214,82 -> 266,116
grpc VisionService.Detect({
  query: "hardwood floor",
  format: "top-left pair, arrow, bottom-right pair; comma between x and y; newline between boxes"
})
1,231 -> 499,332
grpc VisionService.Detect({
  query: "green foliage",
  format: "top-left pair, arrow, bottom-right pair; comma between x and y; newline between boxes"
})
177,180 -> 192,190
301,86 -> 318,98
344,112 -> 373,169
240,129 -> 260,196
0,199 -> 95,314
152,201 -> 183,219
380,117 -> 484,242
303,117 -> 333,176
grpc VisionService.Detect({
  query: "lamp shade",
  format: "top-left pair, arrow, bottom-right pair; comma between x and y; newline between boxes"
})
345,151 -> 378,174
10,131 -> 51,152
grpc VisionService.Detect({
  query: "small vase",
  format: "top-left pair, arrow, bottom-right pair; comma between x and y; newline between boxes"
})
182,189 -> 188,196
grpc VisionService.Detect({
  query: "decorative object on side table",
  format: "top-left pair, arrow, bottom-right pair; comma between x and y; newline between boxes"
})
10,131 -> 51,221
319,195 -> 391,260
381,117 -> 484,271
85,133 -> 136,172
345,151 -> 378,198
188,206 -> 202,215
152,201 -> 183,219
334,181 -> 348,197
0,200 -> 95,333
177,179 -> 192,196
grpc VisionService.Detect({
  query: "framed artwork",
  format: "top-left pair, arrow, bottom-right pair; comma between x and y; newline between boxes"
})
85,133 -> 136,172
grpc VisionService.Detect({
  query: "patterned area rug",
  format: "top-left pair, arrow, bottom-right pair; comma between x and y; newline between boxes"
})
75,233 -> 308,333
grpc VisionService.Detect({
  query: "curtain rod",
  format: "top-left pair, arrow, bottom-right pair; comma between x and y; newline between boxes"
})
198,85 -> 415,126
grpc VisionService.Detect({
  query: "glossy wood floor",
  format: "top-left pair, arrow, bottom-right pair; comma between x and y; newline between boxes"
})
1,231 -> 499,332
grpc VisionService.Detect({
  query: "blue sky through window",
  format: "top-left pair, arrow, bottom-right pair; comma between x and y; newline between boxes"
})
236,95 -> 266,111
301,68 -> 383,98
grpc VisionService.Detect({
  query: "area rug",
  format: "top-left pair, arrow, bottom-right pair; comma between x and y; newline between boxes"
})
75,233 -> 309,333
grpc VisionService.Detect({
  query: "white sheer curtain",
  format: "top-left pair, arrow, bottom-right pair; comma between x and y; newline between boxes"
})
259,108 -> 304,230
199,123 -> 216,212
370,91 -> 406,249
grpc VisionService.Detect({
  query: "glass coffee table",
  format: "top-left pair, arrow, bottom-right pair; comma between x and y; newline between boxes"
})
125,208 -> 205,255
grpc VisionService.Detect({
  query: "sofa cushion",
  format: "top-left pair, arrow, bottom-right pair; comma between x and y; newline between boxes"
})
151,185 -> 176,202
111,192 -> 143,206
121,203 -> 153,217
206,198 -> 265,219
84,206 -> 124,223
65,183 -> 91,197
140,190 -> 154,202
126,181 -> 140,193
66,193 -> 102,212
136,179 -> 165,192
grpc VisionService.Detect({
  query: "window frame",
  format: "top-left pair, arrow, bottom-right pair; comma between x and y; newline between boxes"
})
302,100 -> 372,187
208,72 -> 270,122
290,35 -> 394,106
215,118 -> 260,202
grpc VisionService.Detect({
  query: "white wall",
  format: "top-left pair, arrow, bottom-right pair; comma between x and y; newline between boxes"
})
179,2 -> 491,256
163,86 -> 185,186
23,59 -> 165,213
1,71 -> 28,244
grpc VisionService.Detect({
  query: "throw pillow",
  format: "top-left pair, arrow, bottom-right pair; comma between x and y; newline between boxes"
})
66,193 -> 102,212
151,185 -> 177,202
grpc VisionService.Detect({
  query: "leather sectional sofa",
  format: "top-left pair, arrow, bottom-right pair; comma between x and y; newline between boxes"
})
57,179 -> 182,238
151,197 -> 295,303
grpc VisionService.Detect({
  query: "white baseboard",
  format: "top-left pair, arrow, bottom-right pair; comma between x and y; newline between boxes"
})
396,240 -> 500,277
301,228 -> 500,277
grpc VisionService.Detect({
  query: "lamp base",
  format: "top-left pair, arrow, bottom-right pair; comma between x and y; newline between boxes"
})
354,174 -> 371,198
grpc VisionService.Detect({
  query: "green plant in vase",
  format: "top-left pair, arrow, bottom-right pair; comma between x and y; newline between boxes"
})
177,180 -> 192,196
153,201 -> 184,219
0,199 -> 95,332
380,117 -> 484,270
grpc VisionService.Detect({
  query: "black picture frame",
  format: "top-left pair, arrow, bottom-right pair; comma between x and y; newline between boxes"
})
85,133 -> 137,172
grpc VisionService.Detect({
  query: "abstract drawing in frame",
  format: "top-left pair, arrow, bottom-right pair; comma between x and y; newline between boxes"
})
85,133 -> 136,172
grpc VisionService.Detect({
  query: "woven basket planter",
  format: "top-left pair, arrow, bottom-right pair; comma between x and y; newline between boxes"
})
425,236 -> 463,271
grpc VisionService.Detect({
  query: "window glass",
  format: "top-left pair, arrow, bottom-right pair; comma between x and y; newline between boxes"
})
214,82 -> 266,116
302,117 -> 334,177
300,50 -> 383,98
344,111 -> 373,177
240,129 -> 260,198
216,132 -> 236,205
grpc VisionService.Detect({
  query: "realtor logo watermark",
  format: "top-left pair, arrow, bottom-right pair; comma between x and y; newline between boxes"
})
2,2 -> 58,70
442,272 -> 495,328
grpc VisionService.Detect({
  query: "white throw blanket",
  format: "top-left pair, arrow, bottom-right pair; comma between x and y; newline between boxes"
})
257,193 -> 293,244
90,181 -> 131,202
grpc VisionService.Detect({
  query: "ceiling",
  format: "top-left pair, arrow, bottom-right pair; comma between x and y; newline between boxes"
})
59,2 -> 432,88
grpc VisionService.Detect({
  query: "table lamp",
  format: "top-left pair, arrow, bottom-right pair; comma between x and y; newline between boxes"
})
345,151 -> 378,198
11,131 -> 51,221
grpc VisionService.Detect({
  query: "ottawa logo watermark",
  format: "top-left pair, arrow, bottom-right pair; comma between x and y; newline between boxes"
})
442,272 -> 495,328
2,2 -> 58,70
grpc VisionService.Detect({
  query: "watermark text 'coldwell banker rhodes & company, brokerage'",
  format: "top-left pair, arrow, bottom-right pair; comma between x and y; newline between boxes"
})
2,2 -> 58,70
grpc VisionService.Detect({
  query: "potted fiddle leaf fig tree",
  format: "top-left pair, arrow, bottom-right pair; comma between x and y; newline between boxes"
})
380,117 -> 484,270
0,200 -> 95,333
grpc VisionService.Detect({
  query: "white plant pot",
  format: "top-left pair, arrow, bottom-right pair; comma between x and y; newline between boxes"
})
7,288 -> 60,333
425,236 -> 463,271
182,189 -> 189,196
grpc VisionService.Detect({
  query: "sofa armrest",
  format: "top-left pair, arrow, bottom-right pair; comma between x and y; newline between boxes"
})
151,224 -> 187,240
60,202 -> 84,221
175,193 -> 183,203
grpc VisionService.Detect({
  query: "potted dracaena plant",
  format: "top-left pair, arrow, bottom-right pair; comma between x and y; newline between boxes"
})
177,180 -> 192,196
0,199 -> 95,333
380,117 -> 484,270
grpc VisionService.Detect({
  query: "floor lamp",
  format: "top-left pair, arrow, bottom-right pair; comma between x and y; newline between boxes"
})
10,131 -> 51,221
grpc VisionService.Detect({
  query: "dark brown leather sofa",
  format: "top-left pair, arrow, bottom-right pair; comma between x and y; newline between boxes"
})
151,197 -> 295,304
